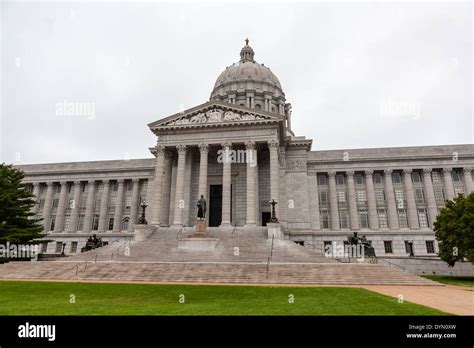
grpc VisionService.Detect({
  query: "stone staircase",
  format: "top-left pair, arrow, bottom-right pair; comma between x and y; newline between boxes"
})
0,226 -> 440,285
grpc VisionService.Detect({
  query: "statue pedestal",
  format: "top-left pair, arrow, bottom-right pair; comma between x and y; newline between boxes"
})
192,219 -> 208,237
267,222 -> 283,240
177,219 -> 218,251
134,224 -> 151,241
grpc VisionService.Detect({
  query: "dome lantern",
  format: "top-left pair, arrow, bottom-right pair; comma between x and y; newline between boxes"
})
240,38 -> 255,63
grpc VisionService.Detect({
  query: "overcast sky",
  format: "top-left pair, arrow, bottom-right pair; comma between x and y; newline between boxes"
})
1,0 -> 472,165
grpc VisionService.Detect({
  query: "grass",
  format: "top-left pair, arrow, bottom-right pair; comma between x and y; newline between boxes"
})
0,280 -> 447,315
423,275 -> 474,288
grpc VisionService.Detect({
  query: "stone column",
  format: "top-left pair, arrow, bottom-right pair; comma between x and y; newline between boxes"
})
307,173 -> 320,230
82,180 -> 96,233
32,183 -> 40,214
365,170 -> 379,230
161,152 -> 173,226
463,167 -> 474,193
53,181 -> 68,232
443,168 -> 455,200
41,182 -> 54,231
328,171 -> 340,230
221,142 -> 232,226
268,139 -> 280,219
112,179 -> 125,232
151,145 -> 166,225
245,141 -> 257,226
129,179 -> 140,231
173,144 -> 187,226
68,181 -> 82,232
346,171 -> 359,230
198,143 -> 209,198
384,170 -> 399,230
97,180 -> 110,232
423,168 -> 438,228
403,169 -> 419,229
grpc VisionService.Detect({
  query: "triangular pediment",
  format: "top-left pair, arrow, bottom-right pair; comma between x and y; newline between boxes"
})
148,101 -> 283,131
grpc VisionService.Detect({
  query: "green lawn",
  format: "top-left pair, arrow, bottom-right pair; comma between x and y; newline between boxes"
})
0,280 -> 448,315
423,275 -> 474,288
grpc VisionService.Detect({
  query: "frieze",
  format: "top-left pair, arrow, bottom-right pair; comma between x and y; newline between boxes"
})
165,109 -> 269,126
285,159 -> 307,172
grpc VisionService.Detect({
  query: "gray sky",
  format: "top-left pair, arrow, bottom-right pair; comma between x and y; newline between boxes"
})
1,1 -> 472,165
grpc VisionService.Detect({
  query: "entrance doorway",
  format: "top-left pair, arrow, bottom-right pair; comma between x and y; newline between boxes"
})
209,185 -> 222,226
261,212 -> 271,226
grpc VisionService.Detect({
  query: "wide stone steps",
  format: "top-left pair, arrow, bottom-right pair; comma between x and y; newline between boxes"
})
0,261 -> 440,285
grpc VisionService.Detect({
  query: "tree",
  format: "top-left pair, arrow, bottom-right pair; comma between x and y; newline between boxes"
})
0,163 -> 45,245
433,192 -> 474,267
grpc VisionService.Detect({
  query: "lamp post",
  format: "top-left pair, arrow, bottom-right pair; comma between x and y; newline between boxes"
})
269,199 -> 279,223
138,199 -> 148,225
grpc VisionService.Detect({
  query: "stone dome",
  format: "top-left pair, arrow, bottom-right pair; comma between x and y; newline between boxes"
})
210,39 -> 286,114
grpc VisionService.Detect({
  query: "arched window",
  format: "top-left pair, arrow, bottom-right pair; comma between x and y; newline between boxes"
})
255,104 -> 262,110
122,217 -> 130,231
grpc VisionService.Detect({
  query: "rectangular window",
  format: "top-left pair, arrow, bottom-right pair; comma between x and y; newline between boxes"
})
358,209 -> 368,228
49,216 -> 56,231
77,215 -> 85,231
125,196 -> 132,209
431,171 -> 441,183
319,191 -> 328,205
54,184 -> 61,194
398,209 -> 408,228
355,174 -> 364,185
404,241 -> 411,253
337,191 -> 346,203
40,242 -> 48,253
356,190 -> 367,203
64,215 -> 70,231
454,187 -> 464,196
384,241 -> 393,254
452,171 -> 461,182
320,210 -> 329,229
339,210 -> 349,229
375,189 -> 386,204
336,174 -> 345,185
377,209 -> 388,228
80,197 -> 87,209
112,182 -> 119,191
317,175 -> 327,186
140,181 -> 148,193
414,188 -> 425,203
373,173 -> 382,185
418,209 -> 429,228
92,214 -> 100,231
426,241 -> 435,254
392,172 -> 402,184
109,197 -> 117,209
434,187 -> 445,204
108,217 -> 114,231
395,189 -> 405,208
39,199 -> 45,209
412,172 -> 422,183
55,242 -> 63,253
70,242 -> 78,253
127,181 -> 133,191
95,198 -> 101,210
52,198 -> 59,209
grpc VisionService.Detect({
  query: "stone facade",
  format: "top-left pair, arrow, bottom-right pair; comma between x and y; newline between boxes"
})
16,41 -> 474,258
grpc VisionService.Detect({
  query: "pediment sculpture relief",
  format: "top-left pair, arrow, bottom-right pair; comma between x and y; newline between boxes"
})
165,109 -> 268,126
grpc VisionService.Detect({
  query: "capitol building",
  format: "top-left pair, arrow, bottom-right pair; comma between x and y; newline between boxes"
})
18,41 -> 474,257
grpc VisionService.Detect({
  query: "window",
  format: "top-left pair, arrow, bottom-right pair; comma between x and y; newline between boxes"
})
373,173 -> 382,185
356,190 -> 367,203
418,209 -> 429,228
355,174 -> 364,185
55,242 -> 63,253
339,210 -> 349,229
92,214 -> 100,231
81,183 -> 87,192
52,198 -> 59,209
127,181 -> 133,191
412,172 -> 422,183
320,210 -> 329,229
49,216 -> 56,231
40,242 -> 48,253
426,241 -> 435,254
384,241 -> 393,254
39,199 -> 45,209
414,188 -> 425,203
434,187 -> 445,204
375,190 -> 386,204
395,189 -> 405,208
109,197 -> 117,209
454,187 -> 464,196
358,209 -> 368,228
77,215 -> 85,231
140,181 -> 148,193
54,184 -> 61,194
70,242 -> 78,253
112,181 -> 119,191
125,196 -> 132,209
392,172 -> 402,184
318,175 -> 327,186
95,198 -> 101,210
80,197 -> 87,209
122,217 -> 130,231
319,191 -> 328,205
398,209 -> 408,228
336,174 -> 345,185
452,171 -> 461,182
64,216 -> 70,231
337,191 -> 346,203
377,209 -> 388,228
432,171 -> 441,183
404,241 -> 411,254
108,217 -> 114,231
